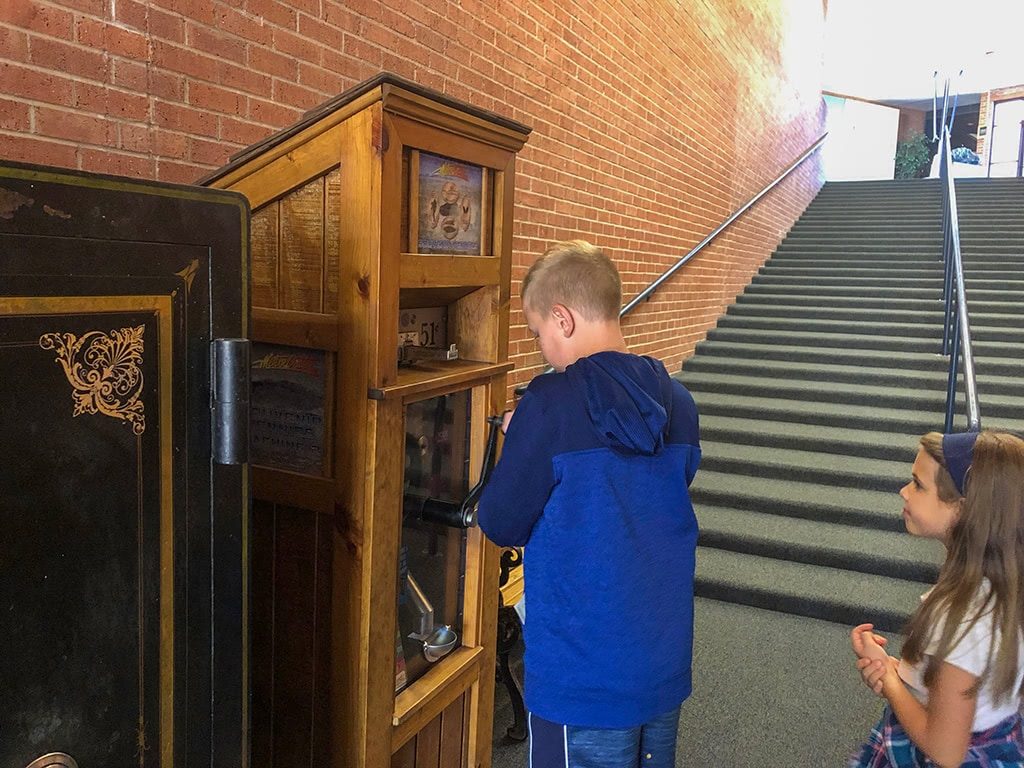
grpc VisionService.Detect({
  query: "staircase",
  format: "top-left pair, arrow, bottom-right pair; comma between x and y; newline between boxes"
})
677,177 -> 1024,633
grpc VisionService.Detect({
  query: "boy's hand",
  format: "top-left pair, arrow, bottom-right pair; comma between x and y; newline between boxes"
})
851,623 -> 889,662
501,408 -> 515,434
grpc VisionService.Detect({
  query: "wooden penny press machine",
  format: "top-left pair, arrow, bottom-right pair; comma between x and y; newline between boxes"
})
203,73 -> 530,768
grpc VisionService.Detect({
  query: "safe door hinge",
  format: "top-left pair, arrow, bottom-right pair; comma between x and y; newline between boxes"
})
212,338 -> 250,465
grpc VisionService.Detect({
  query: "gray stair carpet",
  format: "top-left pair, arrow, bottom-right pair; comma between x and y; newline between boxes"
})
491,178 -> 1024,768
678,177 -> 1024,637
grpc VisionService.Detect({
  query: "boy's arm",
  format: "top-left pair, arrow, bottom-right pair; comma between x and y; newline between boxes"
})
477,390 -> 557,547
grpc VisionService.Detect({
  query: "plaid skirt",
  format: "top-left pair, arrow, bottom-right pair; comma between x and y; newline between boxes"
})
849,706 -> 1024,767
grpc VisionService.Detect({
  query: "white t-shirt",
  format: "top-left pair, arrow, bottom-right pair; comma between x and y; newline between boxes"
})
898,582 -> 1024,731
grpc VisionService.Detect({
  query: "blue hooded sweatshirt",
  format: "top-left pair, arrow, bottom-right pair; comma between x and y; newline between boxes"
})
478,351 -> 700,728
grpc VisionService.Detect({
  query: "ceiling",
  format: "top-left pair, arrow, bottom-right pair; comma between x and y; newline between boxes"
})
823,0 -> 1024,103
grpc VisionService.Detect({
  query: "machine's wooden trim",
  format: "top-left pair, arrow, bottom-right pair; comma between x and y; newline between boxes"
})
389,114 -> 514,174
399,254 -> 500,290
382,86 -> 529,153
252,466 -> 336,516
204,92 -> 379,191
253,308 -> 340,350
392,646 -> 483,746
367,361 -> 514,402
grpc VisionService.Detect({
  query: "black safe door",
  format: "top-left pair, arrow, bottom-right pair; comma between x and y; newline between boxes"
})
0,162 -> 250,768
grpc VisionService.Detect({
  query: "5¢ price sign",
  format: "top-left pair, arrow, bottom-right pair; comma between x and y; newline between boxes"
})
399,307 -> 447,348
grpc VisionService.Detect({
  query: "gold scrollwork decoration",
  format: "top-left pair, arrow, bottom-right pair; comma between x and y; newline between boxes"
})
39,325 -> 146,435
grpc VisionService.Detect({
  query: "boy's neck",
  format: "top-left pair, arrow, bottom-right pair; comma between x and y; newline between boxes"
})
565,319 -> 628,366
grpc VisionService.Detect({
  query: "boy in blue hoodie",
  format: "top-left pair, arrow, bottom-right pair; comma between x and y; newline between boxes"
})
478,240 -> 701,768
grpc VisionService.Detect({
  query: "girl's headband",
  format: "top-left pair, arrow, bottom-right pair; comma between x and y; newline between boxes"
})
942,431 -> 979,496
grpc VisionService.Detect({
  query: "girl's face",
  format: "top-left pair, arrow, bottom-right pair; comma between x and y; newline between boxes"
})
899,448 -> 961,541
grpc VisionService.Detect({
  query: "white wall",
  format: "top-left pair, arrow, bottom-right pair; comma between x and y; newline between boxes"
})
822,94 -> 901,180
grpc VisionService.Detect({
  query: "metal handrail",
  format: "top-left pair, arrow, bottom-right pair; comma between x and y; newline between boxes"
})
518,133 -> 828,387
619,132 -> 828,319
939,123 -> 981,432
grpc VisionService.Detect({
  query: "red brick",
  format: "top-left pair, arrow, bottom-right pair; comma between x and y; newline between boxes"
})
35,105 -> 115,145
152,40 -> 218,82
154,100 -> 218,136
152,128 -> 189,159
271,27 -> 321,64
189,136 -> 234,166
249,45 -> 298,80
112,59 -> 148,91
246,0 -> 297,30
296,13 -> 344,49
187,23 -> 246,64
80,147 -> 155,178
0,97 -> 31,131
188,81 -> 246,116
150,0 -> 215,25
118,123 -> 152,153
29,36 -> 109,82
214,5 -> 272,46
0,61 -> 75,105
218,115 -> 271,146
0,132 -> 77,169
218,60 -> 272,97
272,79 -> 323,110
0,1 -> 74,40
155,158 -> 208,184
297,62 -> 345,95
247,96 -> 302,128
74,83 -> 150,121
0,25 -> 29,60
77,19 -> 149,59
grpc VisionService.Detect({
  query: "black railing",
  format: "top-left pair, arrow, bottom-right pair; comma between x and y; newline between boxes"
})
938,122 -> 981,432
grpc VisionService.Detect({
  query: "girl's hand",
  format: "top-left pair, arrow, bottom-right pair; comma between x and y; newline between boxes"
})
857,656 -> 900,697
851,623 -> 889,662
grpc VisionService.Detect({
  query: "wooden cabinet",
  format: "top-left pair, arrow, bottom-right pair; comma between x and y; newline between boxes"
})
202,73 -> 530,768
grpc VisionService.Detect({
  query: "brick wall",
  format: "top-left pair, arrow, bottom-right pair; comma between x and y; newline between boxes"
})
0,0 -> 826,398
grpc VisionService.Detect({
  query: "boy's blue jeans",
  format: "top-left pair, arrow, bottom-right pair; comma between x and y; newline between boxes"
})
527,706 -> 681,768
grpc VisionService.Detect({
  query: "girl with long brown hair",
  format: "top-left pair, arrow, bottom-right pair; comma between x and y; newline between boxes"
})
849,430 -> 1024,767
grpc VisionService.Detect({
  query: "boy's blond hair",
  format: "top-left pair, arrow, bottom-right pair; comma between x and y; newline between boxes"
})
521,240 -> 622,321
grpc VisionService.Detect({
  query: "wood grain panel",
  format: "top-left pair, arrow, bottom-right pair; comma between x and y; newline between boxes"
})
252,204 -> 280,308
438,696 -> 464,768
324,169 -> 342,314
280,177 -> 325,312
414,715 -> 441,768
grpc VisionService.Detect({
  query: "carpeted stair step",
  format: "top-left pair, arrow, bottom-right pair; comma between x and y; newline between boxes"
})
760,265 -> 1022,280
732,293 -> 1024,315
691,470 -> 909,532
678,177 -> 1024,652
739,284 -> 1017,303
687,390 -> 1024,435
693,548 -> 926,632
714,315 -> 1024,345
680,356 -> 1024,396
698,440 -> 908,492
697,506 -> 942,583
697,415 -> 920,462
685,372 -> 948,416
691,339 -> 1023,377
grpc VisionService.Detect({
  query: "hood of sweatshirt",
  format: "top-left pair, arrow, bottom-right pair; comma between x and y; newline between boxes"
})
564,351 -> 674,456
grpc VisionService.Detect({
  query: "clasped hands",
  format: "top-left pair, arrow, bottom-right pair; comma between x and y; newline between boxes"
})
851,623 -> 900,697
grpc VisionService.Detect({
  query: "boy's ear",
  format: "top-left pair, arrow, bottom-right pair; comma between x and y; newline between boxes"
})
551,303 -> 575,337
